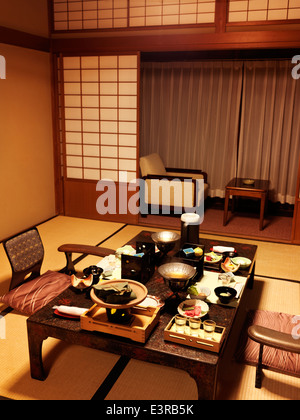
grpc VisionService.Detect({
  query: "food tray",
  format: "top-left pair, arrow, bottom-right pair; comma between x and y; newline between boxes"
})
81,304 -> 160,343
164,316 -> 225,353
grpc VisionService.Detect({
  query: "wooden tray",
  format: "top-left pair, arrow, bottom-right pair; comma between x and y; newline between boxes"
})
80,304 -> 160,343
164,316 -> 225,353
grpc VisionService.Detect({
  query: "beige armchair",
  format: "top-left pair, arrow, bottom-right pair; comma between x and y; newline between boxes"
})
139,153 -> 208,214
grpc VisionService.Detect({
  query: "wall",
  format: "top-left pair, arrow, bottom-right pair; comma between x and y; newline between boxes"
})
0,0 -> 49,37
0,43 -> 55,240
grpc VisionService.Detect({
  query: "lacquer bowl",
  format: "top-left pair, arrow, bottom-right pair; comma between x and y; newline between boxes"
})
214,286 -> 237,304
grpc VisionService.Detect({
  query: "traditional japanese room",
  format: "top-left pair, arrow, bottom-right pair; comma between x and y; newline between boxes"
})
0,0 -> 300,401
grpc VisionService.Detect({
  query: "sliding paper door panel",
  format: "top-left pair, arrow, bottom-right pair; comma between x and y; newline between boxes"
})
58,53 -> 139,223
228,0 -> 300,22
52,0 -> 216,31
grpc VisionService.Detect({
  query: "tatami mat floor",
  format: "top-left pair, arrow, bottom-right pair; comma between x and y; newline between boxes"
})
0,216 -> 299,400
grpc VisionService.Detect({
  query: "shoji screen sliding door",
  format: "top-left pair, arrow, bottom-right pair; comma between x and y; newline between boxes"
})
57,53 -> 140,223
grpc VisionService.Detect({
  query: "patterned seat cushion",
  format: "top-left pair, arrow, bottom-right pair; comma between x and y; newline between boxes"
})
0,271 -> 71,315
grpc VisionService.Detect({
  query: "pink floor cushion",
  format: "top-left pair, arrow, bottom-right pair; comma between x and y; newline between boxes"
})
0,270 -> 71,315
235,309 -> 300,377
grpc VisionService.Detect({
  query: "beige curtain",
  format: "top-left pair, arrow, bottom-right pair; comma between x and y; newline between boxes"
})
140,59 -> 300,203
140,61 -> 244,197
237,60 -> 300,204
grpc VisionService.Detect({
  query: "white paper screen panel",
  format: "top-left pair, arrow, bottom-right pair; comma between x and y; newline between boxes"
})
60,54 -> 138,182
129,0 -> 215,26
52,0 -> 216,31
228,0 -> 300,22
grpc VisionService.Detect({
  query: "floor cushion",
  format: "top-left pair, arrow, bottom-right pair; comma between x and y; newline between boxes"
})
235,309 -> 300,377
0,270 -> 71,316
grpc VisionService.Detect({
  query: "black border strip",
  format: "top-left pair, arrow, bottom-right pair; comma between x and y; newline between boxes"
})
91,356 -> 130,400
255,274 -> 300,284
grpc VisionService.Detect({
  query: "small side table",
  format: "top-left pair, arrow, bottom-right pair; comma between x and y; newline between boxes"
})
223,178 -> 269,231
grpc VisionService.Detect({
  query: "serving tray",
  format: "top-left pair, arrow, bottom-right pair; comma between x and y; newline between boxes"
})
164,316 -> 226,353
80,304 -> 160,343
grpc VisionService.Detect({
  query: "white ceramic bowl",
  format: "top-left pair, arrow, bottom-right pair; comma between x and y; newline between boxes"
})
231,257 -> 251,269
190,286 -> 211,300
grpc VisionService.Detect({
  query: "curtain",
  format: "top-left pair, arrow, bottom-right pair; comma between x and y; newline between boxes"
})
140,61 -> 243,197
237,60 -> 300,204
140,59 -> 300,203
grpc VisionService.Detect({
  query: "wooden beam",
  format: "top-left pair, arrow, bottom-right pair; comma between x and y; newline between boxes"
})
215,0 -> 228,33
51,29 -> 300,54
0,26 -> 50,52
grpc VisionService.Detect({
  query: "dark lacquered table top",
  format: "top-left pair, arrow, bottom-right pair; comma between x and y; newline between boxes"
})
226,177 -> 269,192
28,231 -> 257,366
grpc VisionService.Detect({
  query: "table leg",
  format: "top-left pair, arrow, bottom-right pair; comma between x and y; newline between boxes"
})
27,322 -> 48,381
232,196 -> 236,213
223,190 -> 230,226
186,363 -> 218,400
247,261 -> 255,289
259,193 -> 266,230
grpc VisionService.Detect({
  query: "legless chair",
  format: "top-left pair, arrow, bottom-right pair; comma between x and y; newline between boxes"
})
1,227 -> 114,315
139,153 -> 208,214
248,325 -> 300,388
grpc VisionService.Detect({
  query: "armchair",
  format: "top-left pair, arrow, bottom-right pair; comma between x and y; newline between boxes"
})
0,227 -> 114,315
139,153 -> 208,214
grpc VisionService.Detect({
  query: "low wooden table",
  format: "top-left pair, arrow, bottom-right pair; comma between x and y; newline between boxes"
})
223,178 -> 270,231
27,231 -> 257,400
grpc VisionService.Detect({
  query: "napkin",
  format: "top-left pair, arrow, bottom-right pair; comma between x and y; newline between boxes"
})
53,305 -> 87,317
93,282 -> 137,304
233,282 -> 244,298
212,246 -> 235,253
97,254 -> 120,277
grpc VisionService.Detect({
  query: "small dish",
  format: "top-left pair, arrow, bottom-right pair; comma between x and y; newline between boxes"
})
138,295 -> 164,308
204,252 -> 222,264
231,257 -> 251,269
214,286 -> 237,304
178,299 -> 209,318
187,285 -> 211,300
71,274 -> 93,289
242,178 -> 255,185
221,257 -> 240,273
